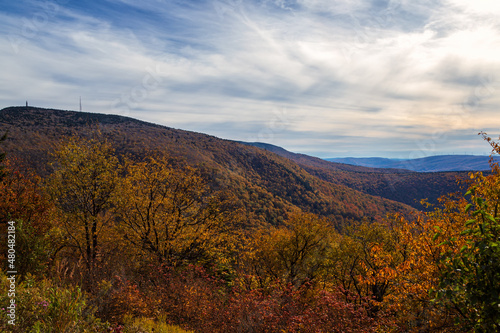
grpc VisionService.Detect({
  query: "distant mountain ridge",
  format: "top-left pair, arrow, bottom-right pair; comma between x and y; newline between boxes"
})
236,142 -> 412,174
238,142 -> 469,210
327,155 -> 499,172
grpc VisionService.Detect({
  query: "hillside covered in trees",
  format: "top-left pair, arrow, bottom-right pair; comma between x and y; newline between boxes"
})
0,106 -> 415,225
240,141 -> 467,210
1,106 -> 499,332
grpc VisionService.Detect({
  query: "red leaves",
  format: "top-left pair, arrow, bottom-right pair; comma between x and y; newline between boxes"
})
142,264 -> 380,332
0,158 -> 53,227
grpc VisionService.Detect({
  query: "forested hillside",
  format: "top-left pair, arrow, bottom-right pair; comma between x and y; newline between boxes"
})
1,106 -> 498,332
240,142 -> 467,210
0,106 -> 410,225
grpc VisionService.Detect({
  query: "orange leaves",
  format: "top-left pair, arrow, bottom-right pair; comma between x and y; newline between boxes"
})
359,242 -> 398,285
383,163 -> 500,330
325,220 -> 401,309
96,277 -> 150,323
0,158 -> 53,226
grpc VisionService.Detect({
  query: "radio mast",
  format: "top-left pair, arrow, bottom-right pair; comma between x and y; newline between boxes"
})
79,96 -> 82,112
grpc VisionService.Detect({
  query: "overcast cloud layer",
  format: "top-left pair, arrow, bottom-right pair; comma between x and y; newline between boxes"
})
1,0 -> 500,158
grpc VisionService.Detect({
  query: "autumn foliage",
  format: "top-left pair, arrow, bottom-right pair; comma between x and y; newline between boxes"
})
1,129 -> 500,332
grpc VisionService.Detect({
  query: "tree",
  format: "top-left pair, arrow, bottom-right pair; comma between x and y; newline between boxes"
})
325,220 -> 401,318
432,134 -> 500,332
387,134 -> 500,332
388,206 -> 465,331
47,132 -> 120,288
247,212 -> 334,288
114,155 -> 235,267
0,159 -> 57,278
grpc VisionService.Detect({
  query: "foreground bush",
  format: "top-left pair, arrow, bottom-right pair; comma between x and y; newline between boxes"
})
0,272 -> 107,332
142,264 -> 385,333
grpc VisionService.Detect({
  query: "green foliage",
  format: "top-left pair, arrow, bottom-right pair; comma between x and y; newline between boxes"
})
0,272 -> 108,332
12,219 -> 53,278
434,186 -> 500,332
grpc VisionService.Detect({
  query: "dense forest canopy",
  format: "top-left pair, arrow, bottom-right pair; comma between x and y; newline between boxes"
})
1,107 -> 498,332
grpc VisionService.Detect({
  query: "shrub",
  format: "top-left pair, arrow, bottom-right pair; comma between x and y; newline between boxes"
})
142,264 -> 382,333
0,272 -> 108,332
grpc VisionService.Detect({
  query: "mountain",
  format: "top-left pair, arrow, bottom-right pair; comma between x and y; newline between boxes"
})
0,106 -> 413,227
327,155 -> 498,172
239,142 -> 469,210
237,142 -> 411,173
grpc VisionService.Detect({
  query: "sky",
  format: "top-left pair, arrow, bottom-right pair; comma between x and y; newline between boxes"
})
1,0 -> 500,158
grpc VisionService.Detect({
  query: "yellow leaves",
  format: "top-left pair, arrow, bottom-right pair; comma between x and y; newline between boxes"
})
383,155 -> 500,329
244,212 -> 334,288
48,132 -> 120,219
45,131 -> 124,288
113,154 -> 237,268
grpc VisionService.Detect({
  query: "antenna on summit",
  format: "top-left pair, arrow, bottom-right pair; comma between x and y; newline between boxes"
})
79,96 -> 82,112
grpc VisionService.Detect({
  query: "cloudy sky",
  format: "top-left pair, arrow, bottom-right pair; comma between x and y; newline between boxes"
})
1,0 -> 500,158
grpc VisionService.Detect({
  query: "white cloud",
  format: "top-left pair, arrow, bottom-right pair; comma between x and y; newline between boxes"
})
448,0 -> 500,16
